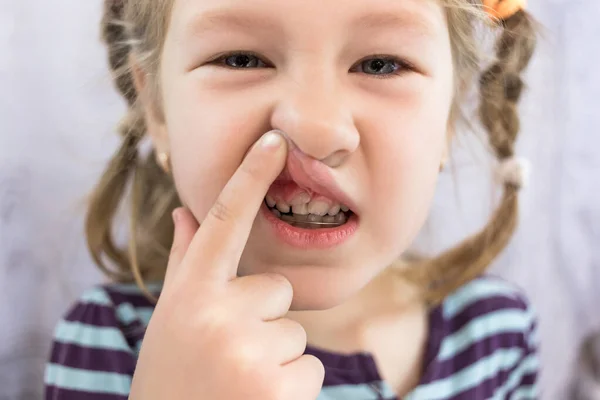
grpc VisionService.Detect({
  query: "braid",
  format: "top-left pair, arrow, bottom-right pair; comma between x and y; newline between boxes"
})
402,9 -> 537,306
101,0 -> 137,106
480,10 -> 535,162
86,0 -> 180,287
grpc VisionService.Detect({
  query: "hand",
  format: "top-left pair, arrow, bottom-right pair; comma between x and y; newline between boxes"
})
130,131 -> 325,400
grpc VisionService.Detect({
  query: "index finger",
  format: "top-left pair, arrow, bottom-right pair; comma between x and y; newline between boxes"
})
183,130 -> 288,282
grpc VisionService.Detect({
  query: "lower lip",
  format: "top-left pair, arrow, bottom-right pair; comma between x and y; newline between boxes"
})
260,203 -> 359,250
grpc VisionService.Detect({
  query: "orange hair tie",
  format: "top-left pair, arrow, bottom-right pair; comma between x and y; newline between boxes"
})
483,0 -> 527,20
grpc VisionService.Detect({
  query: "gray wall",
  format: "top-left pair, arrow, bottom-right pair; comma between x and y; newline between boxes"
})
1,0 -> 598,398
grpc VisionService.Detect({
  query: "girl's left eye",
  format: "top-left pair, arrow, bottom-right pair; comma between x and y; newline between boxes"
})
208,52 -> 414,78
218,52 -> 269,69
352,57 -> 413,78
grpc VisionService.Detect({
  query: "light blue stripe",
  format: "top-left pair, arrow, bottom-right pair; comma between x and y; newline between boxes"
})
79,287 -> 154,327
115,303 -> 138,325
54,320 -> 132,353
493,354 -> 539,399
527,325 -> 540,350
404,348 -> 523,400
45,363 -> 131,395
135,307 -> 154,326
115,304 -> 153,327
80,287 -> 113,306
439,309 -> 531,360
505,385 -> 537,400
318,382 -> 395,400
443,279 -> 521,318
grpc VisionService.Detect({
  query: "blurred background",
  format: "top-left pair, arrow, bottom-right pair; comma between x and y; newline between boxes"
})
1,0 -> 599,399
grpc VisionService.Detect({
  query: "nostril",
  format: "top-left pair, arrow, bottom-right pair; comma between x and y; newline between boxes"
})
319,150 -> 349,168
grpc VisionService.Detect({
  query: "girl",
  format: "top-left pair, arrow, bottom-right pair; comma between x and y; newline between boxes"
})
45,0 -> 538,398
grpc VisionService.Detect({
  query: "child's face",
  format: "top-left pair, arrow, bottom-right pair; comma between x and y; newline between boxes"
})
147,0 -> 454,310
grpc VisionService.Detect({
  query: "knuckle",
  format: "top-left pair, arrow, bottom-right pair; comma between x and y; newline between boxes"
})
291,320 -> 307,343
262,273 -> 293,296
209,199 -> 234,223
228,337 -> 261,367
309,355 -> 326,379
279,318 -> 306,343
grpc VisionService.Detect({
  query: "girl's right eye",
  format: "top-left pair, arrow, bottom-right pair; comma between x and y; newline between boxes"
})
210,52 -> 270,69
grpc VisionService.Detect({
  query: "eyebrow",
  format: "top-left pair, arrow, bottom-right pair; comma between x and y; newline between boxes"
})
185,9 -> 437,39
352,11 -> 438,39
184,10 -> 283,38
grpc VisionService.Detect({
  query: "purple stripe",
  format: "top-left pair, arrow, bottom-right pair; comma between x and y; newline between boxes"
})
64,303 -> 121,328
50,342 -> 136,375
448,295 -> 529,336
64,301 -> 146,350
445,349 -> 536,400
420,331 -> 527,384
304,346 -> 381,386
422,305 -> 445,371
503,372 -> 538,399
46,385 -> 128,400
103,285 -> 158,309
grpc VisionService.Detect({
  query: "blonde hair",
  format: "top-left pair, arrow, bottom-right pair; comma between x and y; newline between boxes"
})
89,0 -> 537,305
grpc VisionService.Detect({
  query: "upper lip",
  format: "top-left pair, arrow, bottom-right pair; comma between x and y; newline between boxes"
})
274,147 -> 358,213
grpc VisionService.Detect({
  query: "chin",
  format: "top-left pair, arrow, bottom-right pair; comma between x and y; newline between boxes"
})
240,255 -> 381,311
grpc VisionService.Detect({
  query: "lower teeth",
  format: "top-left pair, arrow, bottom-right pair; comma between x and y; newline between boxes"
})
267,204 -> 348,228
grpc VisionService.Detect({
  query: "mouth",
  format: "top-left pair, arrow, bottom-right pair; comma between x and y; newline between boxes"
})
264,196 -> 354,229
260,143 -> 359,248
260,200 -> 359,249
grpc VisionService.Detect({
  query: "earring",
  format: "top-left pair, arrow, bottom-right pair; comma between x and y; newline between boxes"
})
439,159 -> 447,172
157,152 -> 171,174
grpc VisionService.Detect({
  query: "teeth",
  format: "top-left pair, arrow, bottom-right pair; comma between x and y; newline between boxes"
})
280,214 -> 294,222
289,192 -> 311,206
307,214 -> 322,222
328,204 -> 341,216
266,195 -> 276,208
276,202 -> 290,213
292,203 -> 309,215
266,194 -> 351,220
293,214 -> 308,222
307,200 -> 330,216
335,212 -> 346,223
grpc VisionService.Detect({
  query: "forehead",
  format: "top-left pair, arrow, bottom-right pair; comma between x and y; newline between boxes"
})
169,0 -> 448,41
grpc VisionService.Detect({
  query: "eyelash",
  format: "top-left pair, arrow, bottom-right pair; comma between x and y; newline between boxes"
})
207,51 -> 416,79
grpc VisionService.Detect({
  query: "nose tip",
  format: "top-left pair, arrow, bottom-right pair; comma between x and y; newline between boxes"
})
270,90 -> 360,166
273,130 -> 350,168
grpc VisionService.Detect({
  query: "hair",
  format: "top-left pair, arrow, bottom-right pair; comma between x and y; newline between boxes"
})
89,0 -> 537,305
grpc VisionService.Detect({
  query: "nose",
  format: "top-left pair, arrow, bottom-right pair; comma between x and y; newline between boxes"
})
270,81 -> 360,168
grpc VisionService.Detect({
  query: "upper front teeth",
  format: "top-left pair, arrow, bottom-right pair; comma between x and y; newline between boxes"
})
266,196 -> 348,216
276,202 -> 291,213
307,200 -> 330,216
292,203 -> 309,215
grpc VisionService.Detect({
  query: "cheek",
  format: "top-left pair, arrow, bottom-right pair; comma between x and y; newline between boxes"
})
163,87 -> 267,221
362,81 -> 450,248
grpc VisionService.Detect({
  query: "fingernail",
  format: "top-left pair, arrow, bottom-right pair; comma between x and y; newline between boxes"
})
261,131 -> 283,150
172,208 -> 181,225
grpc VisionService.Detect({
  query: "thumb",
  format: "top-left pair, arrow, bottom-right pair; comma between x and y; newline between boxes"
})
164,207 -> 199,286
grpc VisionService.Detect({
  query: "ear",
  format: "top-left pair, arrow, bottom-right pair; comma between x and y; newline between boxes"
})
441,122 -> 455,165
130,56 -> 170,156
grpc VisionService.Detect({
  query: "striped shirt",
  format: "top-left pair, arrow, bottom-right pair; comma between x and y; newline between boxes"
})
45,275 -> 539,399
